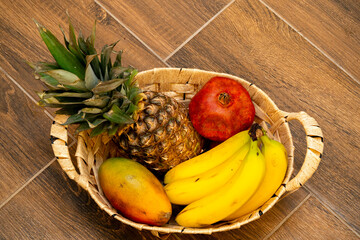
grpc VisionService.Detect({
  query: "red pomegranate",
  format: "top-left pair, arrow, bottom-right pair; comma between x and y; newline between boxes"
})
189,76 -> 255,141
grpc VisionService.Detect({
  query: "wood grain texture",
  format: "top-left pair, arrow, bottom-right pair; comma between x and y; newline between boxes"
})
0,159 -> 309,240
167,0 -> 360,234
0,0 -> 166,103
268,196 -> 359,240
261,0 -> 360,82
95,0 -> 232,59
0,71 -> 54,205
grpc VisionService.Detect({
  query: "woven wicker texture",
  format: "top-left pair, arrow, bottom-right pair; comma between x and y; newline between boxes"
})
50,68 -> 323,235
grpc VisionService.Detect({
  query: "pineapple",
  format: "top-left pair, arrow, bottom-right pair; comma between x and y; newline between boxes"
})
31,19 -> 203,171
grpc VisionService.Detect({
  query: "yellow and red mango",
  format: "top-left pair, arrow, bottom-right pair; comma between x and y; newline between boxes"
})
99,158 -> 172,226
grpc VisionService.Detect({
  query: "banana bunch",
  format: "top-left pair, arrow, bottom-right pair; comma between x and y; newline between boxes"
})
163,124 -> 288,228
223,134 -> 288,221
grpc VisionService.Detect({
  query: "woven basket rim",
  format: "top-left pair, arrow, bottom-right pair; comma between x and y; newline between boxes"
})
50,68 -> 323,235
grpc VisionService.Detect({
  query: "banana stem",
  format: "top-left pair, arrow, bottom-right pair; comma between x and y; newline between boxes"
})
249,123 -> 263,141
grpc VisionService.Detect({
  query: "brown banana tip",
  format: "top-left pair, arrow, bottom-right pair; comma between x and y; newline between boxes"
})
249,123 -> 263,141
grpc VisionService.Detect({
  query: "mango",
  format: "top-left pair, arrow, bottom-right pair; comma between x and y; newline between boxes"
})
98,157 -> 172,226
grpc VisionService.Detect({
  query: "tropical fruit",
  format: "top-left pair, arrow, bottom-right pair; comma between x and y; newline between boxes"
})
163,124 -> 288,227
224,133 -> 288,220
31,18 -> 203,171
189,76 -> 255,141
164,141 -> 251,205
175,138 -> 266,227
99,158 -> 172,226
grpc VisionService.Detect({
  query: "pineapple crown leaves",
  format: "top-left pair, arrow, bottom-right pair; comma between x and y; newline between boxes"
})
30,17 -> 145,137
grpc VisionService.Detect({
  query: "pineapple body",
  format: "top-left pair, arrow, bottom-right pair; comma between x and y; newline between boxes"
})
117,91 -> 204,171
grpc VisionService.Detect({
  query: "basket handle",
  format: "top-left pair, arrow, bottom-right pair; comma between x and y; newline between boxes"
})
278,111 -> 324,193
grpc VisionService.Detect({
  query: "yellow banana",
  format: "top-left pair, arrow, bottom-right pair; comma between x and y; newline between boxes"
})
175,139 -> 265,228
164,141 -> 250,205
224,134 -> 288,221
164,130 -> 250,184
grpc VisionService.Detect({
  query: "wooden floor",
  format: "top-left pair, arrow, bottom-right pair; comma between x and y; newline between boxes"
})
1,0 -> 359,239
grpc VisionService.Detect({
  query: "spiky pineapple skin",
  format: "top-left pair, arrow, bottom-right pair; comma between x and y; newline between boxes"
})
116,91 -> 204,171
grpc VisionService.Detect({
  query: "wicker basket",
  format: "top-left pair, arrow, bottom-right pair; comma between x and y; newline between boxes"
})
50,68 -> 324,236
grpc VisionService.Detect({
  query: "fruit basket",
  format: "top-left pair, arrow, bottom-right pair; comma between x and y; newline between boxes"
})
50,68 -> 323,236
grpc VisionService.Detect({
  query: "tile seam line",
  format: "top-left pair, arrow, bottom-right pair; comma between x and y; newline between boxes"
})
94,0 -> 171,67
0,67 -> 77,141
0,67 -> 78,208
0,158 -> 56,209
258,0 -> 360,86
0,142 -> 76,209
262,193 -> 311,240
0,66 -> 38,105
302,185 -> 360,237
164,0 -> 235,62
